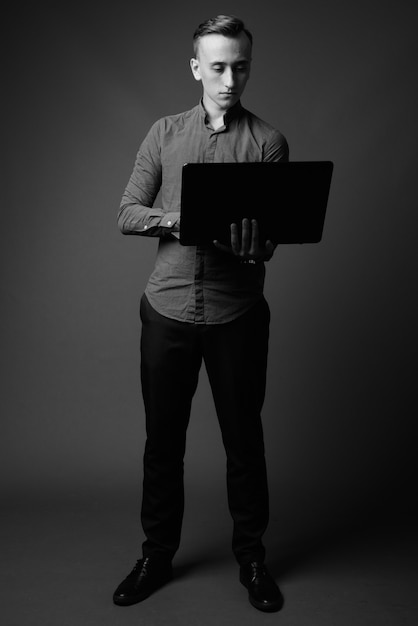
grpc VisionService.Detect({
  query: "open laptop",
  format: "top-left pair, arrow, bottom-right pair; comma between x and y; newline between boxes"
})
179,161 -> 334,246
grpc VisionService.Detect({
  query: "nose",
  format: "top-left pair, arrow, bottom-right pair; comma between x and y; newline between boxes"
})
223,68 -> 235,90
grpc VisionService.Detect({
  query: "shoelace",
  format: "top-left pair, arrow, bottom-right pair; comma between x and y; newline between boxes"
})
248,562 -> 266,583
131,558 -> 150,579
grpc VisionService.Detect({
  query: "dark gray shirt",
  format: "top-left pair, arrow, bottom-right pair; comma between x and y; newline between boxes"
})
118,101 -> 289,324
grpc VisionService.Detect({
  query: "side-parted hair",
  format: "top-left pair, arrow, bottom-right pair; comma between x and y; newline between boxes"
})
192,15 -> 253,57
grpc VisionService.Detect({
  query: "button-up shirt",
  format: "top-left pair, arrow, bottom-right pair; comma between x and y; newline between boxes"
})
118,101 -> 289,324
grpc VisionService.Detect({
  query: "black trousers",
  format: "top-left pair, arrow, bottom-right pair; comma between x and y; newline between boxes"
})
139,293 -> 270,565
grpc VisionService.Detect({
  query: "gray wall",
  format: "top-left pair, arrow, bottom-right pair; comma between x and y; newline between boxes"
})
3,0 -> 417,527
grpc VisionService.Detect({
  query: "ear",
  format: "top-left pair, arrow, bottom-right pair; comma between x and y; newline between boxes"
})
190,57 -> 201,81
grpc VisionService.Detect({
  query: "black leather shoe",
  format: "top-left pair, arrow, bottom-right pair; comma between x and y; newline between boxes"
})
240,561 -> 284,612
113,557 -> 173,606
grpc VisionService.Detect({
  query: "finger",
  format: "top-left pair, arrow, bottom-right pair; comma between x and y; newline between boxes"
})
250,219 -> 259,256
231,223 -> 240,254
265,240 -> 275,260
213,239 -> 232,253
241,218 -> 250,254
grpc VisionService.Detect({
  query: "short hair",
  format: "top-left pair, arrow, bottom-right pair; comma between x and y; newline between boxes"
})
192,15 -> 253,57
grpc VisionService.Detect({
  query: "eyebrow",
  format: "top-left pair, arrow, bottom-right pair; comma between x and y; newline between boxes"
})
210,60 -> 250,66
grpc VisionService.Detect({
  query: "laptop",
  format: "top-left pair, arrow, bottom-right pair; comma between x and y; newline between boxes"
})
179,161 -> 334,246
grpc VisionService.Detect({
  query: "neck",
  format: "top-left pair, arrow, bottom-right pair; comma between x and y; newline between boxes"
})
210,116 -> 225,131
202,95 -> 227,129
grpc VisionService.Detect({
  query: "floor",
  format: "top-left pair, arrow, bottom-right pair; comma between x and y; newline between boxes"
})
2,486 -> 417,626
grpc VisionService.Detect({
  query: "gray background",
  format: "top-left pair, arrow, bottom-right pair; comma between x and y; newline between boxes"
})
2,1 -> 418,623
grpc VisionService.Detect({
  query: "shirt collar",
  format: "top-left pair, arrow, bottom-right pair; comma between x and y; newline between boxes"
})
198,99 -> 243,127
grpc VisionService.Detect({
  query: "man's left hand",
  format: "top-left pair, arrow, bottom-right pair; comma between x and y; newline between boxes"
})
213,218 -> 275,263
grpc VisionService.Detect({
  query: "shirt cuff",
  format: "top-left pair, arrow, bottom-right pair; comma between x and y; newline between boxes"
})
160,212 -> 180,229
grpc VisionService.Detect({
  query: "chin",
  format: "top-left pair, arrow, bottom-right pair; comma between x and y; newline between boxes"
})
219,98 -> 238,109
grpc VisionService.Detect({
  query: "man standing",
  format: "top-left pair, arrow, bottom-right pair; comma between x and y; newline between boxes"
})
113,15 -> 289,613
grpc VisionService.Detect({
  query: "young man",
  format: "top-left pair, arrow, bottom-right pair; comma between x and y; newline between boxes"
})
113,15 -> 289,613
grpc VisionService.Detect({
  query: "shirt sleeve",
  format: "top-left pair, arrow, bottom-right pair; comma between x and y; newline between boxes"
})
262,130 -> 290,163
117,120 -> 180,237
